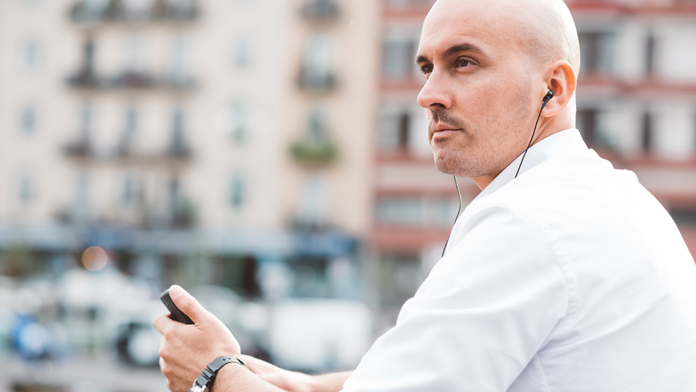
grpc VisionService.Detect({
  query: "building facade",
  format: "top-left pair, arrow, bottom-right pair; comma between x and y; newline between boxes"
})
568,0 -> 696,253
0,0 -> 379,301
370,0 -> 696,325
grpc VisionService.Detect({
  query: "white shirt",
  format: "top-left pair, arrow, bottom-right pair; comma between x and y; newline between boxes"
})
342,129 -> 696,392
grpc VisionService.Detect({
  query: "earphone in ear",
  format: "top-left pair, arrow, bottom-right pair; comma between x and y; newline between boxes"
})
443,88 -> 556,257
513,88 -> 554,179
544,89 -> 553,103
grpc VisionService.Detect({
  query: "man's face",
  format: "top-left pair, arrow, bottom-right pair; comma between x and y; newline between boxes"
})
416,0 -> 540,183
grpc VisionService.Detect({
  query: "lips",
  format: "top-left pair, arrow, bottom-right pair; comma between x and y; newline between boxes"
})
431,124 -> 462,139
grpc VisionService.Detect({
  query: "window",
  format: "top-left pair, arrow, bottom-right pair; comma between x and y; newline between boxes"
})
125,36 -> 145,72
578,31 -> 614,76
670,208 -> 696,227
641,111 -> 653,153
378,109 -> 411,151
169,35 -> 189,83
230,173 -> 245,209
20,39 -> 42,71
75,171 -> 90,221
123,175 -> 136,206
170,107 -> 188,156
169,178 -> 180,217
576,109 -> 597,146
645,33 -> 656,76
19,104 -> 37,135
296,173 -> 329,227
121,0 -> 155,19
213,101 -> 248,142
300,34 -> 334,89
18,175 -> 33,203
230,102 -> 247,143
397,112 -> 410,150
124,105 -> 138,140
376,197 -> 458,228
83,40 -> 95,71
79,102 -> 93,140
383,38 -> 417,79
233,36 -> 252,69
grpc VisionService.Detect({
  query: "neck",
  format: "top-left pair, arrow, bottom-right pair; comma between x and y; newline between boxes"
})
473,115 -> 575,191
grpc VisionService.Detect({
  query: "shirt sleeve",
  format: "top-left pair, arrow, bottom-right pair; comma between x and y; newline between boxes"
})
342,204 -> 570,392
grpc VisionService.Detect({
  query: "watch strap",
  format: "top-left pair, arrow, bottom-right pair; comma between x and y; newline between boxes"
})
191,356 -> 246,392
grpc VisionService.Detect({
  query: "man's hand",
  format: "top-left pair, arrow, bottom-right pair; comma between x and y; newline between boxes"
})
154,285 -> 242,392
240,355 -> 314,392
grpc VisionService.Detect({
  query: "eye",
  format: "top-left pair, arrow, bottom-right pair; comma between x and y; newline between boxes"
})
456,58 -> 474,68
420,64 -> 433,75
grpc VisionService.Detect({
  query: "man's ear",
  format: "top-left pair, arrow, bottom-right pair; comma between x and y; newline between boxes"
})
541,60 -> 576,117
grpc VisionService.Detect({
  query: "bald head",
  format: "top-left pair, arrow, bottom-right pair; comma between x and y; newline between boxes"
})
416,0 -> 581,187
425,0 -> 580,74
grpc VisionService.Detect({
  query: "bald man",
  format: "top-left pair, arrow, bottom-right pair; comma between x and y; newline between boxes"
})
155,0 -> 696,391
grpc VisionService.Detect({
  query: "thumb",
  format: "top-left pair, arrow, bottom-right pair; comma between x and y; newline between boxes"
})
169,285 -> 209,324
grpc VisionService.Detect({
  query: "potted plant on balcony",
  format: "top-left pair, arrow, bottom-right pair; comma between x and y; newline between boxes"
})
289,108 -> 338,167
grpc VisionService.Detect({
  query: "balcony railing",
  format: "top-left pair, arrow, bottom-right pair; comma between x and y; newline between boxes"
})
69,0 -> 199,24
67,68 -> 196,90
68,68 -> 102,88
289,109 -> 338,166
167,144 -> 191,159
113,70 -> 156,88
171,199 -> 196,229
298,68 -> 336,91
300,0 -> 340,21
64,139 -> 93,157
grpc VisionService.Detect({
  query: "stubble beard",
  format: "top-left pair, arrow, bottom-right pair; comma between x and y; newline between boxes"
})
428,91 -> 534,179
428,109 -> 496,178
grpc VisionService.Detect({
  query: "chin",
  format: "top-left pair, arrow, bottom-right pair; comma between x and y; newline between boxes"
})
434,156 -> 459,176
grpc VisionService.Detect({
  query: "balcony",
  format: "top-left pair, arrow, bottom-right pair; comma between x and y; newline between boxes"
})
170,199 -> 196,229
289,109 -> 338,167
67,68 -> 196,90
300,0 -> 340,21
298,68 -> 336,91
113,70 -> 156,88
167,136 -> 191,159
64,139 -> 93,157
68,68 -> 103,88
69,0 -> 199,24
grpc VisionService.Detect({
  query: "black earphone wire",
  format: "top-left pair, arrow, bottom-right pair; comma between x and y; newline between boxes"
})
441,91 -> 552,258
515,92 -> 552,178
441,175 -> 462,258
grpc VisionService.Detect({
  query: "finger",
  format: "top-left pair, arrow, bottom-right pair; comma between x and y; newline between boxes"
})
154,313 -> 176,335
169,285 -> 209,324
158,336 -> 168,360
239,355 -> 263,375
240,355 -> 277,375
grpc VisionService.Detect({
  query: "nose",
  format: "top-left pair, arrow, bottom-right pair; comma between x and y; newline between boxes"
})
417,71 -> 453,111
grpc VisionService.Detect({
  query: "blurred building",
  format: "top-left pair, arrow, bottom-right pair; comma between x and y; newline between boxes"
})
567,0 -> 696,254
369,0 -> 696,320
0,0 -> 379,300
368,0 -> 474,320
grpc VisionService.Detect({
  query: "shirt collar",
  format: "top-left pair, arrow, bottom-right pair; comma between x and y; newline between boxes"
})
472,128 -> 588,202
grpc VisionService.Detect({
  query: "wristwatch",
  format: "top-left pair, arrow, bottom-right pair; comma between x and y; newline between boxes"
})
190,356 -> 246,392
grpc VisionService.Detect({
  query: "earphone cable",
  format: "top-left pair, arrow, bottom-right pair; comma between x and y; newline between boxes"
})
515,95 -> 552,178
441,175 -> 463,258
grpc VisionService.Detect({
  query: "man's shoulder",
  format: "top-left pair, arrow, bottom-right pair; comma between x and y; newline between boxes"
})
479,150 -> 642,213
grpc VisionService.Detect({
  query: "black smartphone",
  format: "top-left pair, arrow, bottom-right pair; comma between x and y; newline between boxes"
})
160,289 -> 194,324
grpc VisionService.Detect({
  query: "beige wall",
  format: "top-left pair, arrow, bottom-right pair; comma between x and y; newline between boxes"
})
0,0 -> 379,239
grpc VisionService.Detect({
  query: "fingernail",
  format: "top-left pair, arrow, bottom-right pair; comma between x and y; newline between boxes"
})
170,285 -> 182,298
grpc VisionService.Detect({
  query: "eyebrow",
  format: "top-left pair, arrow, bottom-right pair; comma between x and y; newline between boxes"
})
415,43 -> 485,64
